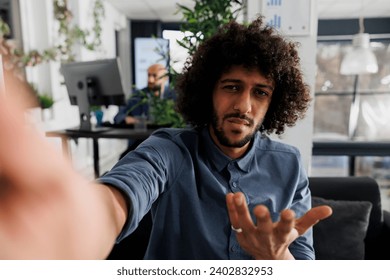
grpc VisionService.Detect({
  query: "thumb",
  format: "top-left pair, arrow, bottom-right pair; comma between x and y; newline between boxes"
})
295,205 -> 332,235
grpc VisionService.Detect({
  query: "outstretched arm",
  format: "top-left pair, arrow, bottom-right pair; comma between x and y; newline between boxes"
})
0,94 -> 128,259
226,192 -> 332,260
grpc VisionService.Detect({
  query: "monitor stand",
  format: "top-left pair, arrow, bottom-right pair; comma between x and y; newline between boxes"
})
66,77 -> 111,133
65,112 -> 111,133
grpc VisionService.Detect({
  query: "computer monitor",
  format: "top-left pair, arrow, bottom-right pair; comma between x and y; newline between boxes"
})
60,58 -> 126,132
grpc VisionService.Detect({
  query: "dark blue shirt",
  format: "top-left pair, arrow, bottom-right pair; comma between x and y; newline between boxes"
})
99,127 -> 314,260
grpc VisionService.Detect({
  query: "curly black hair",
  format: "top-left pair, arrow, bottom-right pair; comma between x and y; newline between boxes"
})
175,16 -> 311,135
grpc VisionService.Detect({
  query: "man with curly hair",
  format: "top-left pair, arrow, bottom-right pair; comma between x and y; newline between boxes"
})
0,16 -> 331,260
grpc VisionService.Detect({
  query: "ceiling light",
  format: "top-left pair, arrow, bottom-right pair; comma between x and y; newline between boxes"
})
381,74 -> 390,85
340,17 -> 378,75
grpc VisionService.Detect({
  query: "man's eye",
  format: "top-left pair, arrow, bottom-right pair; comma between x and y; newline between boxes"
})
223,85 -> 239,91
254,89 -> 269,97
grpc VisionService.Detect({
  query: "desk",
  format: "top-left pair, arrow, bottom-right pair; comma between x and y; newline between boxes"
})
312,141 -> 390,175
46,128 -> 156,178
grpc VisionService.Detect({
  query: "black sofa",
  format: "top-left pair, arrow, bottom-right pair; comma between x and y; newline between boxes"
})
309,176 -> 390,260
107,176 -> 390,260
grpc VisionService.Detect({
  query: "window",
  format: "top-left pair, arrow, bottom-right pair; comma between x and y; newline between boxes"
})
162,29 -> 191,74
312,18 -> 390,211
314,40 -> 390,140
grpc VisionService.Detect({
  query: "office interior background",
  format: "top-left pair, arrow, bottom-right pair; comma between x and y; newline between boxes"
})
1,0 -> 390,210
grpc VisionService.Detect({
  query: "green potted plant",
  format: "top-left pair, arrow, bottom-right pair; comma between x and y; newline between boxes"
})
39,93 -> 55,121
176,0 -> 244,56
30,83 -> 55,121
149,95 -> 185,128
38,94 -> 55,109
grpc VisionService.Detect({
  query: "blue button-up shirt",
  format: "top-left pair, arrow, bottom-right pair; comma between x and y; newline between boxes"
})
99,127 -> 314,260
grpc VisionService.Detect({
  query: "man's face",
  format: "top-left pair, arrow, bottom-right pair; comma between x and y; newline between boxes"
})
209,65 -> 274,158
147,65 -> 167,92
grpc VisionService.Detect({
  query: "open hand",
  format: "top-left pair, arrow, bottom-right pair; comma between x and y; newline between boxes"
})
0,93 -> 125,259
226,192 -> 332,260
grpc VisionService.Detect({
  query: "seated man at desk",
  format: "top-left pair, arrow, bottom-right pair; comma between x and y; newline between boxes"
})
114,63 -> 176,157
114,63 -> 176,125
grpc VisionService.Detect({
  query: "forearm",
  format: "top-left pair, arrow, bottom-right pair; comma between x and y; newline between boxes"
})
114,111 -> 127,124
125,116 -> 138,124
93,184 -> 128,258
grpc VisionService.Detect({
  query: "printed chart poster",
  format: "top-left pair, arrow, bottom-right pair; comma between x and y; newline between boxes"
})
263,0 -> 311,36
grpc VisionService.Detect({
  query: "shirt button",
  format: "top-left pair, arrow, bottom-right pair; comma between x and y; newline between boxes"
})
232,182 -> 237,188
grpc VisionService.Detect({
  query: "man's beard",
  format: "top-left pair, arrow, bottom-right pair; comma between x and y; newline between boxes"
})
148,84 -> 161,92
211,112 -> 262,148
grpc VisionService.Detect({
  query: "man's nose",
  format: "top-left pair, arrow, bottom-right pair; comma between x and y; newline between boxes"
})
233,91 -> 251,114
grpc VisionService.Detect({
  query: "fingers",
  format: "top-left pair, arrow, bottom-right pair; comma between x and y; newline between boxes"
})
227,193 -> 291,235
253,206 -> 296,242
253,205 -> 273,234
277,209 -> 295,234
296,205 -> 333,235
226,192 -> 255,232
227,193 -> 333,239
226,193 -> 239,229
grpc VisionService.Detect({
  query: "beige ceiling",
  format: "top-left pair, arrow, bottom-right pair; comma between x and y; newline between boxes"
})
106,0 -> 390,21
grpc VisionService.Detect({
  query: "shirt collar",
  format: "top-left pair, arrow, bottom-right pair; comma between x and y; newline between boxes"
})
201,127 -> 259,173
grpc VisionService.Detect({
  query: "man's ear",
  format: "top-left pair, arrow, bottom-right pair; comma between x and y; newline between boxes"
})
159,70 -> 168,81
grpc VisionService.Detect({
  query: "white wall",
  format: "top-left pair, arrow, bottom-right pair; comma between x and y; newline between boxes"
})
19,0 -> 129,178
21,0 -> 128,129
